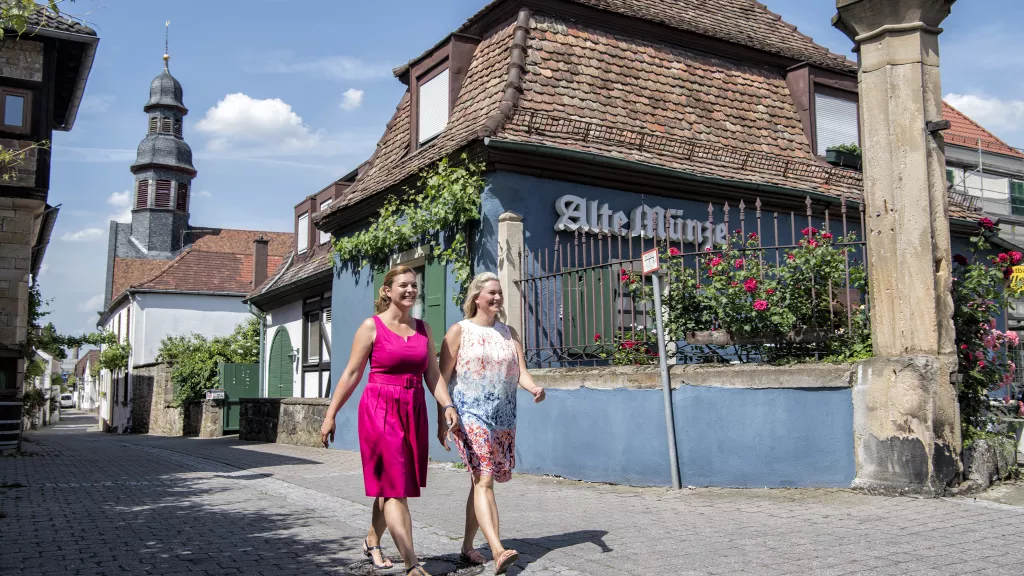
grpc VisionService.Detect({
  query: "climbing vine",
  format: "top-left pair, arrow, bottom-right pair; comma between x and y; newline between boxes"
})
331,154 -> 486,304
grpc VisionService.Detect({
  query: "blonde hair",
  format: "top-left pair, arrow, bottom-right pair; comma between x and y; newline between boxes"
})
375,265 -> 416,314
462,272 -> 504,320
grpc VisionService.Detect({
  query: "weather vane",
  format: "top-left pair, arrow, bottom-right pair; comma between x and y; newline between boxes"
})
163,20 -> 170,67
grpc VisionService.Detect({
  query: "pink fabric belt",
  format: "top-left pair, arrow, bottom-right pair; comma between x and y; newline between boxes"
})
367,374 -> 422,389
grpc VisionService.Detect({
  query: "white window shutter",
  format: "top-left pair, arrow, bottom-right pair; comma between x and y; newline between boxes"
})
319,200 -> 332,244
418,69 -> 450,144
297,213 -> 309,253
815,93 -> 859,156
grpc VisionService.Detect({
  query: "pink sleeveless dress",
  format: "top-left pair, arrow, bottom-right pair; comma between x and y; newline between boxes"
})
357,316 -> 430,498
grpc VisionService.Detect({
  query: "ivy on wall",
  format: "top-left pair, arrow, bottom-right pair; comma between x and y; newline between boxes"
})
331,154 -> 486,304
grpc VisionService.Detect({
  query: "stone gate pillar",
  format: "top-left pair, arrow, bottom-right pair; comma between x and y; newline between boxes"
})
834,0 -> 961,493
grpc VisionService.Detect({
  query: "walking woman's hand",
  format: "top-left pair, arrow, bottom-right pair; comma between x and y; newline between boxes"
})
320,418 -> 335,448
530,386 -> 546,403
437,421 -> 451,451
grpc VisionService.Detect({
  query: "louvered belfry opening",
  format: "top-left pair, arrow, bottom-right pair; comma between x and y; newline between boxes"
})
176,183 -> 189,212
149,116 -> 158,134
173,121 -> 182,137
161,117 -> 172,133
135,180 -> 149,209
154,180 -> 172,208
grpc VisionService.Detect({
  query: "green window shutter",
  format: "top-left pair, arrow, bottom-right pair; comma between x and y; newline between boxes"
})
424,259 -> 446,353
946,168 -> 955,186
373,269 -> 385,314
267,329 -> 292,398
1012,181 -> 1024,217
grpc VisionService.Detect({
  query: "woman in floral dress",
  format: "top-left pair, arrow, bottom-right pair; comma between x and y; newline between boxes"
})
437,272 -> 545,575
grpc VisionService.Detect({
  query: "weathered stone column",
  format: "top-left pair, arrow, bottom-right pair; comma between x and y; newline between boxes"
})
834,0 -> 961,493
497,211 -> 524,336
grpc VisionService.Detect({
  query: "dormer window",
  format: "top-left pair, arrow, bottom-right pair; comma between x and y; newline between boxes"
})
814,90 -> 859,156
418,68 -> 450,144
319,199 -> 332,244
297,212 -> 309,254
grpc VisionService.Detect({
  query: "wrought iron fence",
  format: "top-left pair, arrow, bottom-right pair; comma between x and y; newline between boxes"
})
514,196 -> 870,368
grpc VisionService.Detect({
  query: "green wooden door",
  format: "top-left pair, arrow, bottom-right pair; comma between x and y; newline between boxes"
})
220,363 -> 259,431
424,259 -> 446,352
267,329 -> 293,398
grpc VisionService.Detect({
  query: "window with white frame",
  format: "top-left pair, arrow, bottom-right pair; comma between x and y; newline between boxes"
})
319,200 -> 332,244
418,69 -> 450,144
297,212 -> 309,253
815,92 -> 859,156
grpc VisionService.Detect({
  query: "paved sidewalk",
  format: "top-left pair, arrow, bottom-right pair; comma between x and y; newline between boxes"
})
2,411 -> 1024,575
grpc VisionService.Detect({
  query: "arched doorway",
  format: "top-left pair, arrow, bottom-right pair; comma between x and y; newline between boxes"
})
267,329 -> 293,398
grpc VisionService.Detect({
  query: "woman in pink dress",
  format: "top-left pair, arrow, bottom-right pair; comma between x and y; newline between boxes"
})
436,272 -> 545,575
320,265 -> 458,576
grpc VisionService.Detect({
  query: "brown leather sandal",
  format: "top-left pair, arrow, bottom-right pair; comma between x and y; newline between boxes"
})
495,549 -> 519,575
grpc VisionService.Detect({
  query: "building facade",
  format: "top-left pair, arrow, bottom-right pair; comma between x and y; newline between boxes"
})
0,9 -> 97,451
74,349 -> 100,411
96,52 -> 291,433
314,0 -> 998,488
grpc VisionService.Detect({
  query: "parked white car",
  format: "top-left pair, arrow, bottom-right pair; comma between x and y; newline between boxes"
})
59,393 -> 74,409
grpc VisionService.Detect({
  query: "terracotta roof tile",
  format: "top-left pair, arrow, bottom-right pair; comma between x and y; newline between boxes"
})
322,9 -> 978,225
249,248 -> 333,300
74,350 -> 101,378
942,102 -> 1024,159
561,0 -> 854,73
108,228 -> 294,307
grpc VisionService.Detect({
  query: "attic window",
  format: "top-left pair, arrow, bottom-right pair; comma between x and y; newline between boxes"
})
814,91 -> 859,156
149,117 -> 158,134
319,199 -> 332,244
297,212 -> 309,254
154,180 -> 172,208
418,68 -> 450,144
176,183 -> 189,212
0,88 -> 31,134
135,180 -> 149,209
161,117 -> 172,133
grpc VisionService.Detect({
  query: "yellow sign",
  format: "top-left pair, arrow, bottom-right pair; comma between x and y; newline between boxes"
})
1010,266 -> 1024,295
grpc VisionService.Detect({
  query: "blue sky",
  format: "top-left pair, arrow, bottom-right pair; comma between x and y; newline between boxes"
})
40,0 -> 1024,337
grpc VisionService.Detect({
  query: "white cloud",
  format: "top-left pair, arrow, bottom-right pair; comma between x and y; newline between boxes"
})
945,93 -> 1024,135
340,88 -> 364,111
61,228 -> 105,242
196,190 -> 213,198
79,294 -> 104,312
106,190 -> 132,224
265,55 -> 392,80
195,93 -> 322,155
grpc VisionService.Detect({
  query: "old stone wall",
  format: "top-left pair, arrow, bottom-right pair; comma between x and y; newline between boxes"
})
239,398 -> 329,448
0,198 -> 42,351
182,402 -> 201,436
198,400 -> 223,438
0,139 -> 39,188
0,38 -> 43,81
131,363 -> 183,436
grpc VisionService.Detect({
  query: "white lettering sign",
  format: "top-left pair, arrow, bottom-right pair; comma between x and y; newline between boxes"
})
554,194 -> 728,249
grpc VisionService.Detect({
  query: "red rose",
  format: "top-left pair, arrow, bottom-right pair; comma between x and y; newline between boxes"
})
669,247 -> 681,256
822,233 -> 833,240
744,278 -> 757,293
594,334 -> 601,342
953,254 -> 968,265
997,253 -> 1009,263
766,289 -> 776,295
734,258 -> 744,269
748,232 -> 758,240
980,217 -> 995,230
1012,251 -> 1023,264
622,340 -> 636,349
787,254 -> 795,261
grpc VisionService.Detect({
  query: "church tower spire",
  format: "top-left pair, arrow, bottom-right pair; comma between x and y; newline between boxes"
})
128,22 -> 196,256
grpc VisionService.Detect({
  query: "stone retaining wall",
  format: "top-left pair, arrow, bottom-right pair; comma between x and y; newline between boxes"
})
132,363 -> 223,437
239,398 -> 329,448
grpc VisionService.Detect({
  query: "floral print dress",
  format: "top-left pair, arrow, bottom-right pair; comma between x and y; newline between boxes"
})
449,319 -> 520,482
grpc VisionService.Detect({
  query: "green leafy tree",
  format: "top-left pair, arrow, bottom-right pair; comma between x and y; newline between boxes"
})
157,318 -> 260,406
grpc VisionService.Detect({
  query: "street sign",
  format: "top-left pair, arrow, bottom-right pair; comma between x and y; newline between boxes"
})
642,248 -> 660,275
205,389 -> 225,400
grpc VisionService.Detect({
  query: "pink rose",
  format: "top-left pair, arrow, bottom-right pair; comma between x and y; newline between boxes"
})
710,256 -> 723,267
669,247 -> 681,256
734,258 -> 745,269
980,217 -> 995,230
787,254 -> 795,261
753,300 -> 769,311
997,253 -> 1009,263
744,278 -> 757,293
1011,251 -> 1023,264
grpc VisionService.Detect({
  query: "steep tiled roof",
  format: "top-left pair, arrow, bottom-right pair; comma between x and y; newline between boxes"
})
2,1 -> 97,36
248,249 -> 333,301
74,350 -> 100,378
943,102 -> 1024,160
320,8 -> 977,225
340,20 -> 515,209
561,0 -> 854,72
108,229 -> 293,306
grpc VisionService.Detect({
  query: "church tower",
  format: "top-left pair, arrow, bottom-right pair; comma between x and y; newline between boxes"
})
127,47 -> 196,256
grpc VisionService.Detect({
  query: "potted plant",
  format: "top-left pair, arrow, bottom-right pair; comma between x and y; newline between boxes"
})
825,143 -> 862,170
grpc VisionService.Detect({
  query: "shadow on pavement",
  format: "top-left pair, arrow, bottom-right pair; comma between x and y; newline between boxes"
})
504,530 -> 612,574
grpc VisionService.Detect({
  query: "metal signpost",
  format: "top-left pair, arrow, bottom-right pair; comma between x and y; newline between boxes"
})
643,248 -> 681,489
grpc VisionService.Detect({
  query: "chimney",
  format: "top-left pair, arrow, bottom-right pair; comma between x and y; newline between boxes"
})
72,346 -> 80,360
253,236 -> 270,289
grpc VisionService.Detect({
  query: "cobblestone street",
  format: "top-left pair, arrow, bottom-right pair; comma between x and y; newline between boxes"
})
3,410 -> 1024,576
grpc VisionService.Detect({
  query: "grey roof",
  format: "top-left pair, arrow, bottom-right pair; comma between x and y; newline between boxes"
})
145,67 -> 187,113
131,134 -> 196,175
9,2 -> 97,36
